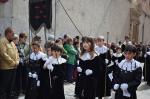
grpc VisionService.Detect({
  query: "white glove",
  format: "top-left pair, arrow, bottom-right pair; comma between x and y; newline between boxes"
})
144,54 -> 147,58
123,89 -> 131,97
114,84 -> 119,90
77,60 -> 79,65
121,83 -> 131,97
43,64 -> 47,69
120,83 -> 128,90
42,55 -> 47,61
115,60 -> 118,64
85,69 -> 93,76
32,73 -> 38,79
77,67 -> 82,72
37,80 -> 40,87
108,61 -> 114,67
105,59 -> 109,64
28,72 -> 32,77
47,64 -> 54,71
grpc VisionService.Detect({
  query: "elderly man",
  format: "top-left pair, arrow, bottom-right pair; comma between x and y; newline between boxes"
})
0,27 -> 19,99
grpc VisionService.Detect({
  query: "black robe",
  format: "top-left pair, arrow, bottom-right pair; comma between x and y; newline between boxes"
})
96,50 -> 112,97
112,60 -> 142,99
111,53 -> 125,64
40,68 -> 52,99
77,55 -> 102,99
50,63 -> 66,99
25,58 -> 45,99
96,54 -> 111,98
107,53 -> 125,89
143,52 -> 150,84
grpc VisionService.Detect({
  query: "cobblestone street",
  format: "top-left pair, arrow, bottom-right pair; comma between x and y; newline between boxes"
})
19,82 -> 150,99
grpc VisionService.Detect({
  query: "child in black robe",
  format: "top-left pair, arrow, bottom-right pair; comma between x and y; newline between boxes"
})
76,36 -> 104,99
25,43 -> 47,99
144,50 -> 150,85
112,45 -> 142,99
43,44 -> 66,99
107,46 -> 125,89
40,41 -> 54,99
95,36 -> 111,99
111,46 -> 125,65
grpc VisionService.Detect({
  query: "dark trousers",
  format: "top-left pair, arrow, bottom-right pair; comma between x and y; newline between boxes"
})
51,77 -> 65,99
115,90 -> 137,99
66,63 -> 74,82
0,69 -> 16,99
78,76 -> 97,99
15,63 -> 28,94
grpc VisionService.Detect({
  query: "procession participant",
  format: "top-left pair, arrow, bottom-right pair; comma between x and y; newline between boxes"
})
111,46 -> 125,65
95,36 -> 111,99
40,41 -> 54,99
25,43 -> 46,99
121,35 -> 132,52
76,36 -> 104,99
112,45 -> 142,99
144,48 -> 150,85
44,44 -> 66,99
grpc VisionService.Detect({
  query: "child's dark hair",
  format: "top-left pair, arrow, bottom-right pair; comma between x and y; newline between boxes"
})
44,41 -> 54,49
32,42 -> 40,48
33,35 -> 41,41
55,39 -> 61,43
124,45 -> 137,53
51,44 -> 63,53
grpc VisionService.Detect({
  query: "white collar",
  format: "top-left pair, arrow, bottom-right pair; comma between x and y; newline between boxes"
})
48,56 -> 66,64
118,59 -> 141,71
146,51 -> 150,55
113,53 -> 123,57
123,41 -> 132,45
80,52 -> 97,61
30,51 -> 47,60
95,45 -> 108,54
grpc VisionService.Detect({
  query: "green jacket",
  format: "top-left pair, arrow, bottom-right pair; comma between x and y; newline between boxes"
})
63,44 -> 77,65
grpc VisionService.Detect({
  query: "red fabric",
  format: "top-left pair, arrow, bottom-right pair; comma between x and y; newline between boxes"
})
0,0 -> 8,3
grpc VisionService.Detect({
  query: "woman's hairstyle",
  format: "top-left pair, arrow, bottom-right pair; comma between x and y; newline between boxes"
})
65,37 -> 73,44
81,36 -> 95,58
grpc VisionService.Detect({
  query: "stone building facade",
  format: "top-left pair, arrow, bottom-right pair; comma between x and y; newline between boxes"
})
0,0 -> 149,43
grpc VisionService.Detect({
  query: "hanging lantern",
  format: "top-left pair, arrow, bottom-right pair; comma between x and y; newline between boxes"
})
0,0 -> 8,3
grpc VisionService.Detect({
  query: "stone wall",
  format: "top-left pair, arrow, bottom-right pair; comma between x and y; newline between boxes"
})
0,0 -> 131,43
139,14 -> 150,44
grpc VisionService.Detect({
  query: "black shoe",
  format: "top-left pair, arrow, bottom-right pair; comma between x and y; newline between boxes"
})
74,94 -> 79,97
147,82 -> 150,86
68,80 -> 74,83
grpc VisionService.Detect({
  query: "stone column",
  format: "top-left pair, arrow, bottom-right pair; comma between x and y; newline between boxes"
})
130,8 -> 141,43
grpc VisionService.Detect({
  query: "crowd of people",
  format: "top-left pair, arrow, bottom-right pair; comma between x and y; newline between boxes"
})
0,27 -> 150,99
